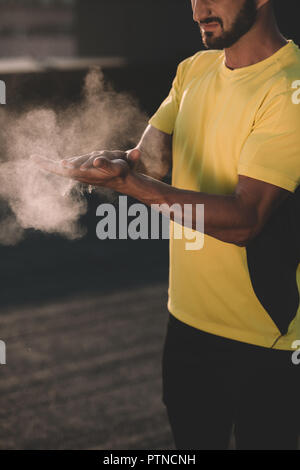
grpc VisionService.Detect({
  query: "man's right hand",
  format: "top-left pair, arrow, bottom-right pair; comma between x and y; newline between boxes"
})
61,124 -> 172,179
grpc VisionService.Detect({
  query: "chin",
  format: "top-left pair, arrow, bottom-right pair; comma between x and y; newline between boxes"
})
203,34 -> 223,50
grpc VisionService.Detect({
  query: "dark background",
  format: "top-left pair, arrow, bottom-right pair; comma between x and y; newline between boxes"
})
0,0 -> 299,450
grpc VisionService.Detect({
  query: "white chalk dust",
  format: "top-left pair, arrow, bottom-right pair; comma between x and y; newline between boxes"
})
0,68 -> 147,245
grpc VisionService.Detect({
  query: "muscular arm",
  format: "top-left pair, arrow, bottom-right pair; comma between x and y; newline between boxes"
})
33,125 -> 289,247
113,170 -> 289,246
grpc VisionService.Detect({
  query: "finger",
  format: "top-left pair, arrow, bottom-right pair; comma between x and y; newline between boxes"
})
80,150 -> 127,169
92,156 -> 114,175
31,155 -> 80,179
62,152 -> 100,169
31,155 -> 62,173
74,165 -> 118,183
79,154 -> 99,170
126,148 -> 141,162
62,154 -> 89,165
73,151 -> 117,170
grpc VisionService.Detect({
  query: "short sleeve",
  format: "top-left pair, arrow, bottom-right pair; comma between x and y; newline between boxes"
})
238,89 -> 300,192
148,61 -> 185,135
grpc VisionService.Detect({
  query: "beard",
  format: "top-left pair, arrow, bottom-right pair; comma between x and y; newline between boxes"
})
200,0 -> 258,50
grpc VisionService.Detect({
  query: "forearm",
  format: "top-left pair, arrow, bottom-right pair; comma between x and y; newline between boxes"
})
35,141 -> 285,245
127,125 -> 172,180
113,171 -> 257,245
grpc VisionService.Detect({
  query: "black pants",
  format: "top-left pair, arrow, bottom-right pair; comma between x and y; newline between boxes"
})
162,314 -> 300,450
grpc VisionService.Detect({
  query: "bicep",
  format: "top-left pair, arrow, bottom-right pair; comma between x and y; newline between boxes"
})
235,175 -> 290,238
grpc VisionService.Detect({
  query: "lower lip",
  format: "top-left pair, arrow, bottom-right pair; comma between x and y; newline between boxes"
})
201,23 -> 220,31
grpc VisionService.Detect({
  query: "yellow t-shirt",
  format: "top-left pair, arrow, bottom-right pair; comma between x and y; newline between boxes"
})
149,40 -> 300,350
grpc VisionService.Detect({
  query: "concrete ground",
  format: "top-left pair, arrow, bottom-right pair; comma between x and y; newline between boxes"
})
0,282 -> 174,450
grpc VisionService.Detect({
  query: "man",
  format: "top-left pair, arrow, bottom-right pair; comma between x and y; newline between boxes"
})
35,0 -> 300,449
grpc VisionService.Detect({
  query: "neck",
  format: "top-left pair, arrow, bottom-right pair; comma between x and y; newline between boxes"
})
224,3 -> 288,70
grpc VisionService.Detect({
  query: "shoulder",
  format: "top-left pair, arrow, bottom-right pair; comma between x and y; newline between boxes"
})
264,42 -> 300,99
179,49 -> 223,68
176,49 -> 223,80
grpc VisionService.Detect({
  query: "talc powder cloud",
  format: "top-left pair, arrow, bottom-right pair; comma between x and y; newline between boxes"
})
0,68 -> 148,245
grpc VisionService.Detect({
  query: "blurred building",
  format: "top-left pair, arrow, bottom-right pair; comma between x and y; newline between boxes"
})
0,0 -> 299,63
75,0 -> 201,63
0,0 -> 76,58
0,0 -> 201,63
